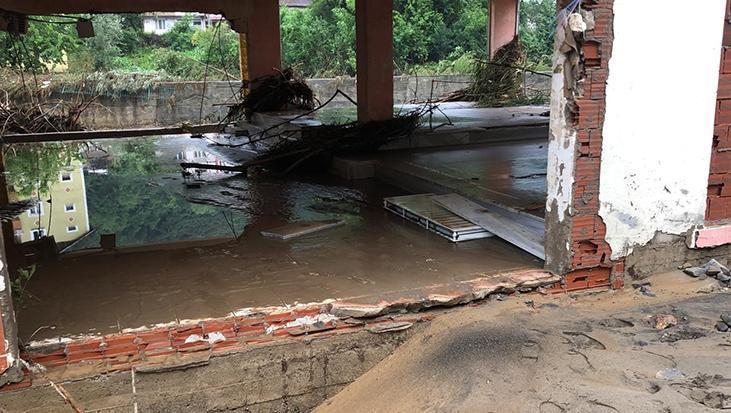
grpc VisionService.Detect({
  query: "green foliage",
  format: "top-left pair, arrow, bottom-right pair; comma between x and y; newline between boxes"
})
281,3 -> 356,77
0,2 -> 555,79
118,13 -> 146,55
111,140 -> 161,176
11,265 -> 37,310
5,143 -> 86,198
188,24 -> 241,78
0,17 -> 81,73
519,0 -> 557,70
163,14 -> 195,52
281,0 -> 489,77
74,14 -> 124,71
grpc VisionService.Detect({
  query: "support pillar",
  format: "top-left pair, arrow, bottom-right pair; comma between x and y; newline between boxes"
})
246,0 -> 281,81
355,0 -> 393,122
488,0 -> 519,58
238,32 -> 250,83
0,150 -> 22,387
0,235 -> 21,386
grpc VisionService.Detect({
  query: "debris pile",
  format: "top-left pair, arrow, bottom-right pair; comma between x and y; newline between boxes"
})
683,259 -> 731,286
0,101 -> 89,135
226,67 -> 315,122
249,110 -> 421,174
441,38 -> 544,106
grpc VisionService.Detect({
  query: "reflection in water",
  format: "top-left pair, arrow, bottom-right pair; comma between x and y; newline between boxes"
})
4,134 -> 377,254
5,136 -> 248,251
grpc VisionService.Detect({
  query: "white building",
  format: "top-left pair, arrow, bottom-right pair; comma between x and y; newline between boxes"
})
142,12 -> 222,35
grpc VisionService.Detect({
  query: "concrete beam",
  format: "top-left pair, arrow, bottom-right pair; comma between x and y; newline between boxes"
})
355,0 -> 394,122
488,0 -> 519,58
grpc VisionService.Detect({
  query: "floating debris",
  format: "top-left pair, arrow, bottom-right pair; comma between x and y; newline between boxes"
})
261,219 -> 345,240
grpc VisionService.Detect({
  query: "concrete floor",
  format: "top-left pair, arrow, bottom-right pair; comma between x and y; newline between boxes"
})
378,137 -> 548,216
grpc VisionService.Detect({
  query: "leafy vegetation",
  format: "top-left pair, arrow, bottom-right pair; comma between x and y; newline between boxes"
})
5,143 -> 86,197
0,0 -> 556,81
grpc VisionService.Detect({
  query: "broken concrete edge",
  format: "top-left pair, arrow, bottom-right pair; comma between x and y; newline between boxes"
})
329,270 -> 561,318
7,310 -> 432,393
5,269 -> 563,391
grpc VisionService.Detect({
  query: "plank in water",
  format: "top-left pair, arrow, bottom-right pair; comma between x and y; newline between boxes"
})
433,193 -> 545,260
261,220 -> 345,240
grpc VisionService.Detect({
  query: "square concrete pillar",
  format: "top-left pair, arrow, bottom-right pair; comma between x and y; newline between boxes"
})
247,0 -> 282,81
488,0 -> 520,58
355,0 -> 394,122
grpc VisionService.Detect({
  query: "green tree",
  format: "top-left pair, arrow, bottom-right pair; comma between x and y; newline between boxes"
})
189,23 -> 241,78
79,14 -> 124,70
281,3 -> 356,77
111,140 -> 160,176
163,14 -> 195,52
519,0 -> 556,69
0,17 -> 81,72
118,13 -> 145,55
5,143 -> 85,197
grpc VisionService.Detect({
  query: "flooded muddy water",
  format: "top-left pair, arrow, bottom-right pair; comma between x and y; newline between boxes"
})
6,133 -> 542,342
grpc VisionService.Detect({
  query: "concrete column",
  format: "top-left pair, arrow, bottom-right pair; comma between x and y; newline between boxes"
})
238,32 -> 250,83
246,0 -> 281,81
355,0 -> 394,122
488,0 -> 519,58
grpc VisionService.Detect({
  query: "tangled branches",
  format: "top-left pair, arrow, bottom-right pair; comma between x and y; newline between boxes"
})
0,100 -> 91,136
442,38 -> 547,106
224,68 -> 315,123
248,110 -> 422,174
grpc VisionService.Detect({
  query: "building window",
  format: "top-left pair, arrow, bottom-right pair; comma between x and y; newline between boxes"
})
60,171 -> 72,182
157,19 -> 165,30
28,202 -> 43,217
30,228 -> 46,240
66,225 -> 79,233
64,203 -> 76,212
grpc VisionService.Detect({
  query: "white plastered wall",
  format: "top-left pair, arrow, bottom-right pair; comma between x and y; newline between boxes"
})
599,0 -> 726,259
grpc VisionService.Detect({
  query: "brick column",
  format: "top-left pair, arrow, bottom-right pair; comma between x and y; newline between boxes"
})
707,0 -> 731,221
546,0 -> 621,290
355,0 -> 394,122
488,0 -> 520,58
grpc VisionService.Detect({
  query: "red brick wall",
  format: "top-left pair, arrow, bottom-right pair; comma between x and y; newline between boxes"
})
708,0 -> 731,221
563,0 -> 622,290
0,315 -> 7,375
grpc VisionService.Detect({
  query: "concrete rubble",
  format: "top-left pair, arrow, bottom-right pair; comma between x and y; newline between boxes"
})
683,259 -> 731,287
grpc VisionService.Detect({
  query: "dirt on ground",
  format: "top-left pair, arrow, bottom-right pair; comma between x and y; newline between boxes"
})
315,272 -> 731,412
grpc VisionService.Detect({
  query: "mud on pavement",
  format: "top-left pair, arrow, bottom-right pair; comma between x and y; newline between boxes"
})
316,272 -> 731,413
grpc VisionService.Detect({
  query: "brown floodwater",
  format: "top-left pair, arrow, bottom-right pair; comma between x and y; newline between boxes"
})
15,135 -> 543,342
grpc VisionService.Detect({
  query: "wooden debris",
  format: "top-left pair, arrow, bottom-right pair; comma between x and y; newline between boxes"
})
225,67 -> 315,122
261,219 -> 345,240
0,100 -> 90,136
